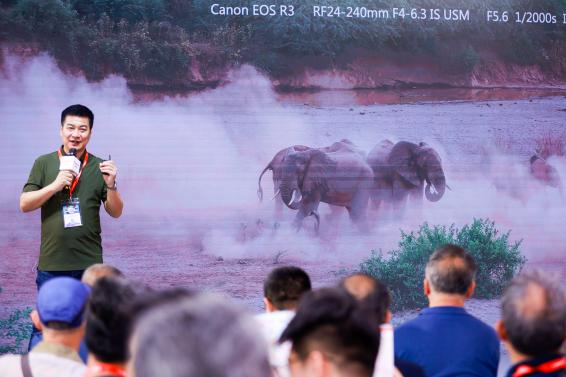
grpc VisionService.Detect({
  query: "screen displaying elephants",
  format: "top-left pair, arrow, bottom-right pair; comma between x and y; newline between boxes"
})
0,1 -> 565,315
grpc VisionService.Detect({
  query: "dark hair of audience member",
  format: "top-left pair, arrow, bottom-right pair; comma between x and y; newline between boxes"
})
280,288 -> 379,377
425,244 -> 477,295
501,270 -> 566,357
85,277 -> 139,363
61,104 -> 94,129
340,273 -> 391,325
131,293 -> 271,377
264,266 -> 312,310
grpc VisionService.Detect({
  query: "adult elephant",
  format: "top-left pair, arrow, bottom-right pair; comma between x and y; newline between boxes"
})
278,141 -> 373,232
257,139 -> 365,201
257,145 -> 311,201
367,140 -> 447,209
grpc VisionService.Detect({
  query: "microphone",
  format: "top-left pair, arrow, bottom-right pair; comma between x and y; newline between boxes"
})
59,148 -> 81,189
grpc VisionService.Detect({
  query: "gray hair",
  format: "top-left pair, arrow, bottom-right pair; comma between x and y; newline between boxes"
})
501,270 -> 566,357
425,244 -> 476,295
130,293 -> 271,377
82,263 -> 123,286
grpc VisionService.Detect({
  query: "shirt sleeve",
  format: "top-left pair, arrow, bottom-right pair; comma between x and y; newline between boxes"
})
22,158 -> 44,193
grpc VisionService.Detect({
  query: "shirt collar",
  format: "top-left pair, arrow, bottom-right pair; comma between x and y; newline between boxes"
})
32,341 -> 84,364
420,306 -> 468,315
507,354 -> 565,376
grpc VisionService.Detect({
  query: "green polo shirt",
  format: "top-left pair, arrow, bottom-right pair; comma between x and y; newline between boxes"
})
23,148 -> 107,271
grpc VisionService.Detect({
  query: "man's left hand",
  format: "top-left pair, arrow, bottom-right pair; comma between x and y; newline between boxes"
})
99,160 -> 118,189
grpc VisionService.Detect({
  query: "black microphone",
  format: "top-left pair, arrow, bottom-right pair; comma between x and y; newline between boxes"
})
68,148 -> 77,156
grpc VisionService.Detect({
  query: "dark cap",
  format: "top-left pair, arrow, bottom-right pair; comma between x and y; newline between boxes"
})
37,277 -> 91,328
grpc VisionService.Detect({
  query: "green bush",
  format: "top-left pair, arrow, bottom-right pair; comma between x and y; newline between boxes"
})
360,218 -> 525,312
0,308 -> 32,355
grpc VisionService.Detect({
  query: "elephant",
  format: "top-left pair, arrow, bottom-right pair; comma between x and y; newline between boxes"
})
277,140 -> 373,232
257,139 -> 365,202
367,140 -> 447,209
530,154 -> 561,188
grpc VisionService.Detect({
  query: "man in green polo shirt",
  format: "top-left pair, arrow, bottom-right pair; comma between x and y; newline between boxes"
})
21,104 -> 124,352
20,104 -> 124,286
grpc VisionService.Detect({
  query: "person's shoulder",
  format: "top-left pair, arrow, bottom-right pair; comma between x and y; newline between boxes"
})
0,353 -> 22,370
34,151 -> 58,163
86,152 -> 104,164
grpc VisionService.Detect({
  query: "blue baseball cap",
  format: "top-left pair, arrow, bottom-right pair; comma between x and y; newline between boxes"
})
37,277 -> 91,328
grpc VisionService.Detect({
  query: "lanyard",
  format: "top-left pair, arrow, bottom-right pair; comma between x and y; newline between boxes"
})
512,356 -> 566,377
86,361 -> 127,377
57,149 -> 89,199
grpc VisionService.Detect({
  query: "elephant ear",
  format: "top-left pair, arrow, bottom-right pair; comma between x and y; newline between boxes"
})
388,141 -> 421,186
302,150 -> 336,193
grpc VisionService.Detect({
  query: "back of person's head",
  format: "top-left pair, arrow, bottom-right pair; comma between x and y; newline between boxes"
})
280,288 -> 379,377
36,277 -> 90,331
130,293 -> 271,377
61,104 -> 94,129
501,270 -> 566,358
85,277 -> 139,364
425,244 -> 477,295
340,273 -> 391,325
82,263 -> 123,286
264,266 -> 312,311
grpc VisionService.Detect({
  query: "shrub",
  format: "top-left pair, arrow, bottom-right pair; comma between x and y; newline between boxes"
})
0,308 -> 32,355
360,218 -> 525,312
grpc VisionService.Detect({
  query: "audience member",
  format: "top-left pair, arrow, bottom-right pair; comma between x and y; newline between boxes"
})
257,266 -> 312,376
341,273 -> 425,377
85,277 -> 139,377
128,293 -> 271,377
497,270 -> 566,377
81,263 -> 124,286
394,244 -> 499,377
28,263 -> 124,360
280,288 -> 379,377
0,277 -> 90,377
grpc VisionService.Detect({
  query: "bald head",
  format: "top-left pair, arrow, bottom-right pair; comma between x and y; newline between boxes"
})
341,273 -> 391,325
343,274 -> 376,301
82,264 -> 123,286
501,270 -> 566,358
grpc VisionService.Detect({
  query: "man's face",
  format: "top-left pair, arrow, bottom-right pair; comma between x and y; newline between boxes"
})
60,115 -> 92,155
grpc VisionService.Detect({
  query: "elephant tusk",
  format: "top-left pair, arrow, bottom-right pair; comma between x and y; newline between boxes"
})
271,188 -> 281,200
288,189 -> 302,206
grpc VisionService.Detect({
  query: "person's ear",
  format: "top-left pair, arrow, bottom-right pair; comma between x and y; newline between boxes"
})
30,310 -> 43,331
465,281 -> 476,298
496,320 -> 508,341
263,297 -> 275,313
386,310 -> 392,324
423,278 -> 431,296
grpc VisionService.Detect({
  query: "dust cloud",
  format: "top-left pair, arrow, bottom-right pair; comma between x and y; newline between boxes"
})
1,50 -> 565,265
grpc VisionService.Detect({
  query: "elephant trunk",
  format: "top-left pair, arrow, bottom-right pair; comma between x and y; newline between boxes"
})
425,174 -> 446,202
280,186 -> 301,210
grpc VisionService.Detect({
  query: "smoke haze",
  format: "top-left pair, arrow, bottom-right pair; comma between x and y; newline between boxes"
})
1,51 -> 565,267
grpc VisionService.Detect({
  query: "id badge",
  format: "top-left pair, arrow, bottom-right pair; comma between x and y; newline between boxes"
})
61,198 -> 82,228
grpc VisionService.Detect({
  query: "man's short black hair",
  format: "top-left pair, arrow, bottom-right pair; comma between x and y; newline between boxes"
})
85,277 -> 139,363
425,244 -> 477,295
61,104 -> 94,129
502,270 -> 566,358
340,273 -> 391,325
280,288 -> 379,377
264,266 -> 311,310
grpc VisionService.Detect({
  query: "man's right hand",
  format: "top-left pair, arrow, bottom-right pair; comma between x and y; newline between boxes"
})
51,171 -> 75,192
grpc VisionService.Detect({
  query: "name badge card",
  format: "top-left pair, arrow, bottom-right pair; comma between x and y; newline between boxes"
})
61,198 -> 82,228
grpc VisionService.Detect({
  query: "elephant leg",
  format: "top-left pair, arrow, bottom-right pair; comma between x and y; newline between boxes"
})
391,180 -> 409,219
310,210 -> 320,234
347,191 -> 370,232
292,210 -> 307,232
